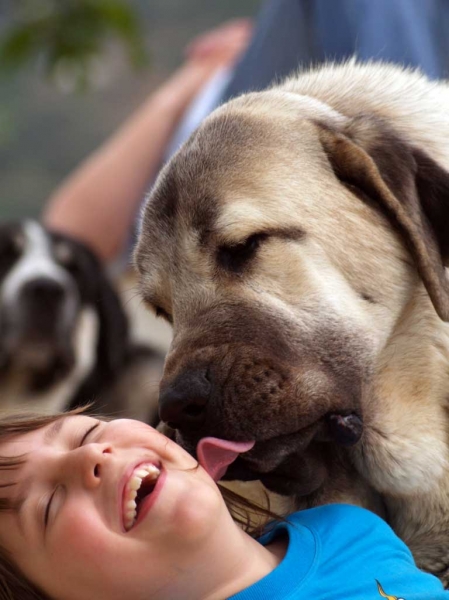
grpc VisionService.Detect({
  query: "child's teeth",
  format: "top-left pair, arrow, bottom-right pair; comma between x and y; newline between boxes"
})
135,469 -> 149,478
129,477 -> 141,490
123,463 -> 161,531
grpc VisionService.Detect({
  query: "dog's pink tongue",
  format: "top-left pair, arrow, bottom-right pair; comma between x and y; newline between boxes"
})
197,437 -> 255,481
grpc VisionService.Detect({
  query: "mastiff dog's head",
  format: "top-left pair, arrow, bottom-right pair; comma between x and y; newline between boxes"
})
135,86 -> 449,500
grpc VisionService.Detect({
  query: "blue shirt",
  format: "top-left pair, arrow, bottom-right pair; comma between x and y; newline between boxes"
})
229,504 -> 446,599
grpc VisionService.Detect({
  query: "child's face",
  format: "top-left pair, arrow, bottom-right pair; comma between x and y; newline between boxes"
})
0,416 -> 227,600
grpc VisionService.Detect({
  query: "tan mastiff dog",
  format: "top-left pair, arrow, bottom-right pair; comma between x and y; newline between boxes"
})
135,61 -> 449,583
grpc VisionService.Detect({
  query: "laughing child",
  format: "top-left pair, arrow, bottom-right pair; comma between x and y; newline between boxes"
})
0,410 -> 446,600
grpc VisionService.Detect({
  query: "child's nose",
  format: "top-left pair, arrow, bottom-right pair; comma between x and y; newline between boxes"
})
69,443 -> 112,488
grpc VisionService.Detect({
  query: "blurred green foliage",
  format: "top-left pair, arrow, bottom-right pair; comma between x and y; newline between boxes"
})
0,0 -> 148,89
0,0 -> 260,219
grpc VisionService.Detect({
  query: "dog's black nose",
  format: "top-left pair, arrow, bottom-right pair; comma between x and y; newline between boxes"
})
159,369 -> 211,430
22,278 -> 65,305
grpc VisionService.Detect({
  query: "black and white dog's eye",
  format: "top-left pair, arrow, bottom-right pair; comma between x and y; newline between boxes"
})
54,242 -> 73,266
54,243 -> 81,275
217,233 -> 269,273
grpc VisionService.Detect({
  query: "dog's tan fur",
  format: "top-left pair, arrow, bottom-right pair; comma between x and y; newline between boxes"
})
135,62 -> 449,582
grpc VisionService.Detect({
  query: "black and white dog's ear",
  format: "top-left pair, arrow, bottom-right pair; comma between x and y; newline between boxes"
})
52,233 -> 130,375
75,245 -> 129,376
317,116 -> 449,322
93,266 -> 129,375
64,239 -> 130,411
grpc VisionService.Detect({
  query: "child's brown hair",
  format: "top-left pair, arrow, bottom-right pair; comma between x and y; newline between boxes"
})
0,410 -> 83,600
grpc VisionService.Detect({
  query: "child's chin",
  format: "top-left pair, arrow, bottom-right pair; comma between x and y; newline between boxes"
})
169,479 -> 222,539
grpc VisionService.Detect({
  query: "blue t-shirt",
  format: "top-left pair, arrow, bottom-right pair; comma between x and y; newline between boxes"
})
229,504 -> 446,599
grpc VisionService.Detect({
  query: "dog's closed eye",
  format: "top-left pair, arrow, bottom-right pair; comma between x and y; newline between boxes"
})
217,232 -> 269,273
154,306 -> 173,323
145,302 -> 173,324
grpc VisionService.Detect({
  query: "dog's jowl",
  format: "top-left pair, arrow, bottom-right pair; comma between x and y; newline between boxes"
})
136,62 -> 449,583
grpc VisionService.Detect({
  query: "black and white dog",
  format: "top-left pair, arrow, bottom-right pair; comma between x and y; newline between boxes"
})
0,220 -> 164,420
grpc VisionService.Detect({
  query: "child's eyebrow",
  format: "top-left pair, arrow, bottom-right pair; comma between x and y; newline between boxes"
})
43,417 -> 66,444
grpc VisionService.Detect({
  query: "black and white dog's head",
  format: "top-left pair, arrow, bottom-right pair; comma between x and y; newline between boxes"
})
0,220 -> 129,413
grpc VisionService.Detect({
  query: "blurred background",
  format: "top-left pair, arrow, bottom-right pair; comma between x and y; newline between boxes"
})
0,0 -> 261,221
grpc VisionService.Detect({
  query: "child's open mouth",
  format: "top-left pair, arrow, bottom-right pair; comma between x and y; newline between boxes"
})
123,463 -> 161,531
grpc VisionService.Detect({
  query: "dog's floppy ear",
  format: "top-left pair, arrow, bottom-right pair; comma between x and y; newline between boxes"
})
317,117 -> 449,321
